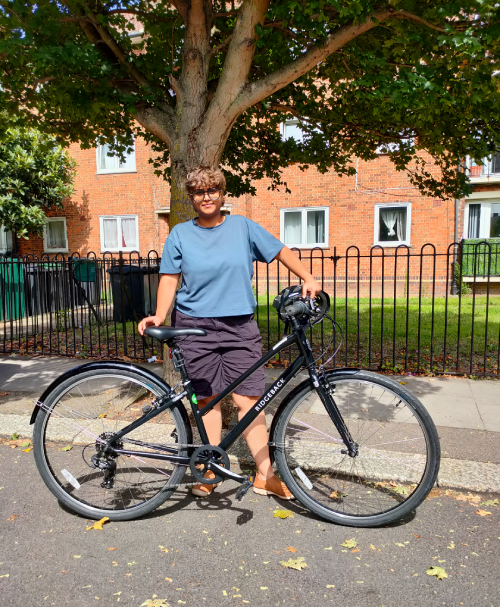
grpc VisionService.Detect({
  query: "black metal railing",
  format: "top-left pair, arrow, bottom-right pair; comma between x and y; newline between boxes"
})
2,243 -> 500,376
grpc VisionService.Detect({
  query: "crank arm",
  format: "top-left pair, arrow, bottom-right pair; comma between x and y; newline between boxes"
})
208,461 -> 250,484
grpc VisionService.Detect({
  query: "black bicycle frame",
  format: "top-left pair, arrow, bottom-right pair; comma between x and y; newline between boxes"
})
111,321 -> 357,463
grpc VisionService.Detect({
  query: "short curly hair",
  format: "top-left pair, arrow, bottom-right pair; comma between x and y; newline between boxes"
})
185,166 -> 226,193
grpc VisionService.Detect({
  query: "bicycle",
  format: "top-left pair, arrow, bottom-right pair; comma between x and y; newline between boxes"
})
31,287 -> 440,527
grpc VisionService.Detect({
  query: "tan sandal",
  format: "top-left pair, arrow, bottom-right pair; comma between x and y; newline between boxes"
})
253,475 -> 295,500
191,470 -> 221,497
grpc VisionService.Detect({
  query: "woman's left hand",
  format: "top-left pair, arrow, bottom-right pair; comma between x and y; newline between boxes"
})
302,280 -> 322,299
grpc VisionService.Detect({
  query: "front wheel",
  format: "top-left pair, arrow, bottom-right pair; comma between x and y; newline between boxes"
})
33,366 -> 190,521
273,371 -> 440,527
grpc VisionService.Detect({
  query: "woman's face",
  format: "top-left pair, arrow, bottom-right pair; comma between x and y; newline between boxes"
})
189,184 -> 224,219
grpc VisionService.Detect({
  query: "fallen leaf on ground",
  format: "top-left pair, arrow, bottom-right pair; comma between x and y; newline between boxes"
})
10,433 -> 19,440
394,543 -> 406,548
476,509 -> 492,516
324,547 -> 332,550
326,585 -> 335,588
447,542 -> 455,550
0,391 -> 10,396
158,546 -> 169,553
6,515 -> 19,522
87,517 -> 110,530
20,441 -> 30,448
22,447 -> 32,452
260,587 -> 268,590
329,491 -> 347,499
108,547 -> 117,551
351,548 -> 360,553
426,566 -> 448,580
481,499 -> 499,507
286,546 -> 297,553
61,445 -> 73,452
280,557 -> 308,571
140,600 -> 170,607
341,539 -> 357,549
273,509 -> 294,519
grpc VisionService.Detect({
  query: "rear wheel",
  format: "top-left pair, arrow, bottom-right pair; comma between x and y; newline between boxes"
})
33,367 -> 190,521
273,371 -> 440,527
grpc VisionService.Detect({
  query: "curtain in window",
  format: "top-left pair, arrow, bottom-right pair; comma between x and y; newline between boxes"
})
99,143 -> 112,170
47,221 -> 66,248
380,208 -> 406,241
103,218 -> 118,249
284,212 -> 302,244
121,218 -> 137,248
306,211 -> 325,244
0,225 -> 12,253
468,204 -> 481,238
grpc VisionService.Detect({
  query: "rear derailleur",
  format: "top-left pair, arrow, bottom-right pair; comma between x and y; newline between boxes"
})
90,432 -> 122,489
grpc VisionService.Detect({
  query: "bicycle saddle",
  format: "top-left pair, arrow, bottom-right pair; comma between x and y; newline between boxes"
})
144,326 -> 207,341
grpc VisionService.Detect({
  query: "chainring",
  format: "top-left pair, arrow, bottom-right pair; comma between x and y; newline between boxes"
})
189,445 -> 230,484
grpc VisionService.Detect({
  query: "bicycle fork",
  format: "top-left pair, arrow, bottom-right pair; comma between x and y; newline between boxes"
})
313,370 -> 358,458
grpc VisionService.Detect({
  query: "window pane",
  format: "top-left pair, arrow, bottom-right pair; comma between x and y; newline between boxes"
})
283,121 -> 303,142
306,210 -> 325,244
468,204 -> 481,238
47,221 -> 66,249
284,212 -> 302,244
99,143 -> 114,170
119,145 -> 136,170
103,218 -> 118,249
121,218 -> 137,248
491,154 -> 500,175
490,203 -> 500,237
0,225 -> 12,253
379,207 -> 407,242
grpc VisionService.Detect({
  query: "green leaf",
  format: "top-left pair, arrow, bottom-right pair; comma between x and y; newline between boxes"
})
426,566 -> 448,580
280,557 -> 308,571
9,433 -> 19,440
480,499 -> 500,507
61,445 -> 73,452
20,441 -> 30,448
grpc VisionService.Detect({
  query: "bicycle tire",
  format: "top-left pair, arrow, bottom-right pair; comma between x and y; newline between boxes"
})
33,366 -> 190,521
273,371 -> 440,527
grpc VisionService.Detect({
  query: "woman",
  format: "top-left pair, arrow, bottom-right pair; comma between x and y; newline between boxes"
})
138,166 -> 321,499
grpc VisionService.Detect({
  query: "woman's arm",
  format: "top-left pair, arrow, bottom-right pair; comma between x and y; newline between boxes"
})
138,273 -> 180,335
275,246 -> 322,298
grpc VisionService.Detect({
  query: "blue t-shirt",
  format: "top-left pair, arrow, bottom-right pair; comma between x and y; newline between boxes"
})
159,215 -> 284,317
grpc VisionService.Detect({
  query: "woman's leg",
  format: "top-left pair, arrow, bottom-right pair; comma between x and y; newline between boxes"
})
232,393 -> 274,481
196,394 -> 222,444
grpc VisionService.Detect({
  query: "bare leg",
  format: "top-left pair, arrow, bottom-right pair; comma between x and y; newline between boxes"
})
232,393 -> 274,481
197,394 -> 222,445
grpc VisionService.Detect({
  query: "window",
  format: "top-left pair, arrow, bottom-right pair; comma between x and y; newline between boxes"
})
280,207 -> 328,248
96,139 -> 136,174
281,120 -> 304,143
464,201 -> 500,238
0,225 -> 13,254
43,218 -> 68,253
99,215 -> 139,252
374,203 -> 412,247
468,154 -> 500,179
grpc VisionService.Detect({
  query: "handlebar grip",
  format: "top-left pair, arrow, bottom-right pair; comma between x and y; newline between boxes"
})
284,300 -> 310,317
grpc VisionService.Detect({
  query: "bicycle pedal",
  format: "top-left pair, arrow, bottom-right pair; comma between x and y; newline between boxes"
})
235,478 -> 253,501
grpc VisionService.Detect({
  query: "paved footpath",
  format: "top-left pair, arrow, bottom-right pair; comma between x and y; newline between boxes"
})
0,354 -> 499,493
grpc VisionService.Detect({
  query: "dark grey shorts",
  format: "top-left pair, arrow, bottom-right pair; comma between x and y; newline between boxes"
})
171,308 -> 266,399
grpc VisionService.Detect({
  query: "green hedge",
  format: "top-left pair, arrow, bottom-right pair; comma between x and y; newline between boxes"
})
462,238 -> 500,276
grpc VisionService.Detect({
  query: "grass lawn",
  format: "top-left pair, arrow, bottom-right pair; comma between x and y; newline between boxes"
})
256,294 -> 500,376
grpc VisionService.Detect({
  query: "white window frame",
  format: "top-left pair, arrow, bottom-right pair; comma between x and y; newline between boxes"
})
99,215 -> 140,252
280,120 -> 304,143
43,217 -> 68,253
96,139 -> 137,174
374,202 -> 412,247
463,199 -> 500,239
280,206 -> 329,249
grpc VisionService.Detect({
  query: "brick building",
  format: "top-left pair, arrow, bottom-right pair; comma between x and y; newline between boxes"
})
5,129 -> 500,296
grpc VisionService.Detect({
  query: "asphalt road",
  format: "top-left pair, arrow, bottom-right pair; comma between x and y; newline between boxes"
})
1,443 -> 499,607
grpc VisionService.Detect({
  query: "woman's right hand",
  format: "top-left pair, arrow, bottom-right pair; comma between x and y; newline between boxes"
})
138,315 -> 164,335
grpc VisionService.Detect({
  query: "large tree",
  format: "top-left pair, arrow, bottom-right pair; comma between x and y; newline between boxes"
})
0,121 -> 76,238
0,1 -> 499,228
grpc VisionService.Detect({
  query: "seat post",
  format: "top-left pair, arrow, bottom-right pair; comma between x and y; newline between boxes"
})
167,341 -> 190,382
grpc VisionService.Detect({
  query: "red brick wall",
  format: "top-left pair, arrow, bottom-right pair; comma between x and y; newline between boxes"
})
16,140 -> 497,270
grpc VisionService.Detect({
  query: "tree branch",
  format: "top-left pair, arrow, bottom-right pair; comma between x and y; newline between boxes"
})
230,9 -> 447,117
391,10 -> 447,33
105,9 -> 177,25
